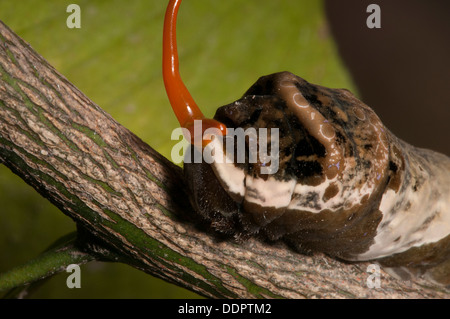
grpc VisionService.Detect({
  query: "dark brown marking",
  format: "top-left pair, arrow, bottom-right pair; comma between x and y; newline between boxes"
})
379,234 -> 450,286
323,183 -> 339,202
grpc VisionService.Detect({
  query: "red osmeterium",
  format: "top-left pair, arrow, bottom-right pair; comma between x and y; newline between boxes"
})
163,0 -> 226,145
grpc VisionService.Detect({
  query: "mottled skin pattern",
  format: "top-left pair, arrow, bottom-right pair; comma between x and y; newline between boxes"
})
184,72 -> 450,287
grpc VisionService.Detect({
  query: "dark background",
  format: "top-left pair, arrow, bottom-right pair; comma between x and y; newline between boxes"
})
325,0 -> 450,155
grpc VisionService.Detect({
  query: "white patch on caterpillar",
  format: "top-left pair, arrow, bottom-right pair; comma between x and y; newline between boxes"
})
212,160 -> 246,198
288,157 -> 378,213
212,155 -> 382,214
288,177 -> 338,212
245,176 -> 296,208
356,152 -> 450,261
207,138 -> 246,198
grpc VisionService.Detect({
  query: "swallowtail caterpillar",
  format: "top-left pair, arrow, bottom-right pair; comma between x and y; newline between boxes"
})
162,0 -> 450,288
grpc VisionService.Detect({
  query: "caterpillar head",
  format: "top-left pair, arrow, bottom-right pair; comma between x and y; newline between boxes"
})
163,0 -> 398,259
184,71 -> 396,258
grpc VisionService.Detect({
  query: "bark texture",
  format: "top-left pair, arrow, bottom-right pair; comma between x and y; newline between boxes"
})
0,21 -> 448,298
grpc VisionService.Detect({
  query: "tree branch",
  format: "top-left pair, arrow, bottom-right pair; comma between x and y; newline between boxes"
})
0,20 -> 447,298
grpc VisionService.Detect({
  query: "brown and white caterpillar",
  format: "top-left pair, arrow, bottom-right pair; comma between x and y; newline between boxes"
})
163,0 -> 449,287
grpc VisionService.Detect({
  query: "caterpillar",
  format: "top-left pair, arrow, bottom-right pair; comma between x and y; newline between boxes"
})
162,0 -> 450,287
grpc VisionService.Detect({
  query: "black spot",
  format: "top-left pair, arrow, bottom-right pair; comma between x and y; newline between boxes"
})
389,161 -> 398,172
335,131 -> 347,145
283,145 -> 293,157
294,137 -> 322,158
412,180 -> 421,192
287,160 -> 322,180
289,122 -> 326,159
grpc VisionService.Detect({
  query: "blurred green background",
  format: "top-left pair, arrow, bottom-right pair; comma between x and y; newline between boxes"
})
0,0 -> 353,298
